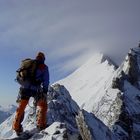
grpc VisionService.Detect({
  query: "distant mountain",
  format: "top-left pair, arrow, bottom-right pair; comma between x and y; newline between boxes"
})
0,104 -> 16,124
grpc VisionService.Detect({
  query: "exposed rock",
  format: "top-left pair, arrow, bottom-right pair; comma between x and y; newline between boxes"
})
76,109 -> 117,140
92,46 -> 140,140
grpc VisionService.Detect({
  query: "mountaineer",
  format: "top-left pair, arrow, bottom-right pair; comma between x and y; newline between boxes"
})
12,52 -> 49,135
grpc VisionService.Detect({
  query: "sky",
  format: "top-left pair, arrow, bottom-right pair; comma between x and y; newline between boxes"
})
0,0 -> 140,106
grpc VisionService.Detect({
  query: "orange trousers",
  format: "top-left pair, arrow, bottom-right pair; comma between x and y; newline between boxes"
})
12,98 -> 47,132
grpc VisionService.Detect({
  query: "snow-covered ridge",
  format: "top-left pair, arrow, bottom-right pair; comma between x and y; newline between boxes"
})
92,46 -> 140,139
0,84 -> 80,139
57,46 -> 140,139
0,84 -> 117,140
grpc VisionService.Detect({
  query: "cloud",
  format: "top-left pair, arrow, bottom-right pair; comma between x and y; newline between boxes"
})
0,0 -> 140,78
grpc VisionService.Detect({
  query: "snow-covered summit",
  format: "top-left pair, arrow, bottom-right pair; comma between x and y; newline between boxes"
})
57,52 -> 117,110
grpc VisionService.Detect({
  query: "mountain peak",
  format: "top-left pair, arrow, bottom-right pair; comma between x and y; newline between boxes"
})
120,45 -> 140,89
83,52 -> 117,68
58,52 -> 116,109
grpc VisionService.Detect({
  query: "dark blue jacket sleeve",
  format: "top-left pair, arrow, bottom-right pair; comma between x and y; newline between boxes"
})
42,66 -> 49,91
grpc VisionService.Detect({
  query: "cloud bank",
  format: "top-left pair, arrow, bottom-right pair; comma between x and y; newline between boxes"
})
0,0 -> 140,98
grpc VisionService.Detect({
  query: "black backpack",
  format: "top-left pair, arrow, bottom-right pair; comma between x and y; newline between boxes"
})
16,58 -> 37,84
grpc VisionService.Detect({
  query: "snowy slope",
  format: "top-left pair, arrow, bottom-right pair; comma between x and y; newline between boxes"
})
57,53 -> 117,111
0,105 -> 16,124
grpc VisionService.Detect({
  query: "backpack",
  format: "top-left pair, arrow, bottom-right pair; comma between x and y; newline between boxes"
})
16,58 -> 37,84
